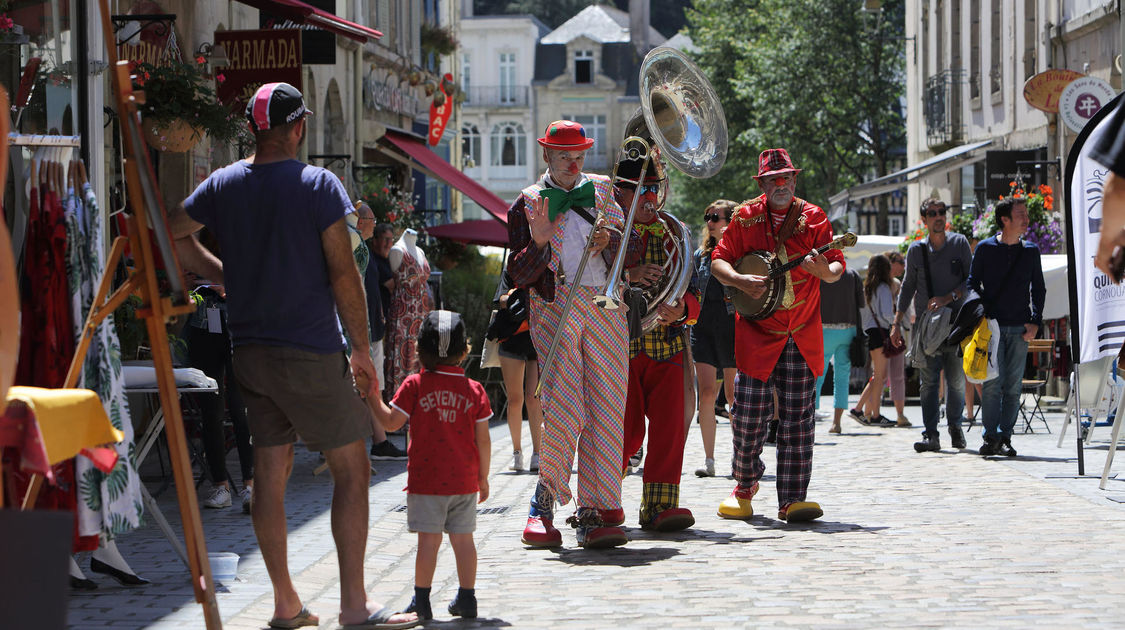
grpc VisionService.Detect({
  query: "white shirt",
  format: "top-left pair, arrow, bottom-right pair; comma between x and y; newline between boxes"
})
546,173 -> 608,287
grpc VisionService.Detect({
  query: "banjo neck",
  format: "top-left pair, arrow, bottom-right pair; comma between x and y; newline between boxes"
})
766,234 -> 853,278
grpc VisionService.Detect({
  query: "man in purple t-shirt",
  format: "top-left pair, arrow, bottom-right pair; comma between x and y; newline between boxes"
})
171,83 -> 418,630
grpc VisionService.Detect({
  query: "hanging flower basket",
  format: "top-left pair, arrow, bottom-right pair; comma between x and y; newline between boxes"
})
142,117 -> 205,152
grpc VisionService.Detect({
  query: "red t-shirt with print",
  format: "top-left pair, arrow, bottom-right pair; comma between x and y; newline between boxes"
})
391,366 -> 493,495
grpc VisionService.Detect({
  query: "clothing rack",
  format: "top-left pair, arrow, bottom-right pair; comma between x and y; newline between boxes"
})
9,133 -> 81,147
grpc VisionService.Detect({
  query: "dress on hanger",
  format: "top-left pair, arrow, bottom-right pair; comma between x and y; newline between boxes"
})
386,241 -> 431,393
66,176 -> 144,540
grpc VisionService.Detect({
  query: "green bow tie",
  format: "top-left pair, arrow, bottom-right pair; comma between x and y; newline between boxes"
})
539,181 -> 596,220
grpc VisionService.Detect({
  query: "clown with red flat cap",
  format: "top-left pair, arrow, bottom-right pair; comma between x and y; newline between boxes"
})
506,120 -> 641,549
709,148 -> 844,523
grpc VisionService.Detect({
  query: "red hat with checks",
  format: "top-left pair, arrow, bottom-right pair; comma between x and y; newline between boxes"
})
754,148 -> 801,180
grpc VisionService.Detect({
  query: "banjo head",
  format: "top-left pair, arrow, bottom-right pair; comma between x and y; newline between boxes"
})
730,251 -> 782,320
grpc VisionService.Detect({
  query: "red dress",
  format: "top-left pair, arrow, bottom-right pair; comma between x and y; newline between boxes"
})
386,245 -> 432,394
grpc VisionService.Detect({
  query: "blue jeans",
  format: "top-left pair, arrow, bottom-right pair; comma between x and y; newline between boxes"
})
815,327 -> 856,410
919,345 -> 965,435
981,326 -> 1029,440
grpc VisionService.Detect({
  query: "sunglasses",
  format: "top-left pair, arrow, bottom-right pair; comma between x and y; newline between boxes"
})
924,208 -> 947,218
705,213 -> 726,222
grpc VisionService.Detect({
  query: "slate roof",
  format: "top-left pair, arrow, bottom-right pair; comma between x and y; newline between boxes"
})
541,4 -> 665,46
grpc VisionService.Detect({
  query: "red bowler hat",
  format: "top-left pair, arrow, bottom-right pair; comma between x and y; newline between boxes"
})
537,120 -> 595,151
754,148 -> 802,179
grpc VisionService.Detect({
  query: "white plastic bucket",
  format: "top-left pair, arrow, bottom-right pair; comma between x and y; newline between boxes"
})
209,552 -> 239,583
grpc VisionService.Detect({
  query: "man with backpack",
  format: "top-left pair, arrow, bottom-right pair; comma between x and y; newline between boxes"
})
890,198 -> 972,453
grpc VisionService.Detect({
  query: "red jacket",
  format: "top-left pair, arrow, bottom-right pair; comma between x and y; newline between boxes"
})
712,195 -> 844,381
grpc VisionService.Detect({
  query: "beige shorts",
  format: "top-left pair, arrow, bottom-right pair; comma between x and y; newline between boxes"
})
407,493 -> 478,534
233,344 -> 372,451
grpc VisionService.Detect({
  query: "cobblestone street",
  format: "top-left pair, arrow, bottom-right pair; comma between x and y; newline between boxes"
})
67,399 -> 1125,629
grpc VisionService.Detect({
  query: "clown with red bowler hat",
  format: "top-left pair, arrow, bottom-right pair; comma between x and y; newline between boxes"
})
709,148 -> 845,524
506,120 -> 641,549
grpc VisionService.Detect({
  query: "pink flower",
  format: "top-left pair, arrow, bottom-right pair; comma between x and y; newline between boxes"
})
216,73 -> 226,84
196,55 -> 206,65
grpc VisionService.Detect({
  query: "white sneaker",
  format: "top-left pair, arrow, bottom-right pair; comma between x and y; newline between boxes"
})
695,458 -> 716,478
203,485 -> 232,509
528,452 -> 540,472
510,450 -> 523,471
239,486 -> 252,514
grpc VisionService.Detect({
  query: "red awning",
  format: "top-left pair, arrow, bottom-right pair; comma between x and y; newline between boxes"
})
234,0 -> 382,42
379,130 -> 509,223
426,219 -> 508,247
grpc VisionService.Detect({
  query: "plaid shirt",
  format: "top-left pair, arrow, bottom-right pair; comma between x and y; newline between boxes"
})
628,220 -> 701,361
506,178 -> 643,302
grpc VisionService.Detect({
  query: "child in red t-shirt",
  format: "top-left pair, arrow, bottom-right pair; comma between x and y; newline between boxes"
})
372,310 -> 492,621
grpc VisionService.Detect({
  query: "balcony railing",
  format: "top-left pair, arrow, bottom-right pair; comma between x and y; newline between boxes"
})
462,85 -> 529,108
923,69 -> 966,151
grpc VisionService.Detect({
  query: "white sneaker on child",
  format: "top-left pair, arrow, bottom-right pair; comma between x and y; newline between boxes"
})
510,450 -> 523,471
528,452 -> 540,472
695,458 -> 716,478
238,486 -> 252,514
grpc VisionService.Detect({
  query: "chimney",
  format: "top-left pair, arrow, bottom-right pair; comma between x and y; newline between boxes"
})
629,0 -> 650,56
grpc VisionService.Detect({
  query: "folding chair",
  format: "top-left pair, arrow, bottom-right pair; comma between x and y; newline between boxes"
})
1057,356 -> 1115,447
1019,339 -> 1054,433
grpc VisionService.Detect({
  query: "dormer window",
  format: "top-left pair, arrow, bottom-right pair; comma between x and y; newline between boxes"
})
575,49 -> 593,84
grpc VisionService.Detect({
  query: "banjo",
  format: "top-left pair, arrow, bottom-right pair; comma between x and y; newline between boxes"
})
730,232 -> 858,320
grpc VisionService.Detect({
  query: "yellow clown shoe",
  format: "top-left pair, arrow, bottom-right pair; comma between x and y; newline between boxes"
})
778,501 -> 823,522
717,483 -> 758,520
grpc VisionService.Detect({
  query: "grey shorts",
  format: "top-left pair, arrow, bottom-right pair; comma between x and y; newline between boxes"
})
407,493 -> 478,534
233,344 -> 372,452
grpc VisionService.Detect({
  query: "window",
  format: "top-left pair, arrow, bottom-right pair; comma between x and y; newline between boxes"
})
990,0 -> 1001,96
575,49 -> 593,84
462,53 -> 471,96
462,123 -> 480,168
970,0 -> 981,99
563,114 -> 606,166
1023,0 -> 1037,80
490,122 -> 526,171
889,215 -> 904,236
499,52 -> 516,104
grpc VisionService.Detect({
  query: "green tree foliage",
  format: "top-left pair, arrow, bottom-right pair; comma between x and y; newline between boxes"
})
670,0 -> 905,233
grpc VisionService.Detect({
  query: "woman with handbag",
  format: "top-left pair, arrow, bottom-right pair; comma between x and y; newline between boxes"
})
690,199 -> 739,477
884,250 -> 911,427
853,254 -> 903,426
488,273 -> 544,473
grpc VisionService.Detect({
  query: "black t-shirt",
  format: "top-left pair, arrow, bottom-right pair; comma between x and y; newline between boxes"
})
1090,98 -> 1125,174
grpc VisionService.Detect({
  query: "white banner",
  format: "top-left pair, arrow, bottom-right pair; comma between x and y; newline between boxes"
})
1065,94 -> 1125,363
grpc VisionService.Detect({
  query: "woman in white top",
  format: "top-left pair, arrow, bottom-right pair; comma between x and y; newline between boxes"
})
854,254 -> 896,426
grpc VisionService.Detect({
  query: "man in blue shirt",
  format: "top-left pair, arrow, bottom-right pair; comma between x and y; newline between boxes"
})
171,83 -> 417,629
967,196 -> 1046,457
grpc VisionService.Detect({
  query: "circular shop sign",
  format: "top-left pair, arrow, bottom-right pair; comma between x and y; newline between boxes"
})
1060,76 -> 1118,133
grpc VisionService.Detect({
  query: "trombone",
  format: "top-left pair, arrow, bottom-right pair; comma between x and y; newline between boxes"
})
536,47 -> 728,396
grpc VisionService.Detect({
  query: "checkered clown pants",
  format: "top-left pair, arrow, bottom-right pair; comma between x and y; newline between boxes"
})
731,338 -> 816,507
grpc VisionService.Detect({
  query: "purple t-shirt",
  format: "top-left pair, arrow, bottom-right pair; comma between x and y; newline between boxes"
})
183,159 -> 351,353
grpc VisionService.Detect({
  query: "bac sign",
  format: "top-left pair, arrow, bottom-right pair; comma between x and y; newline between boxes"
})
428,73 -> 453,147
214,30 -> 302,116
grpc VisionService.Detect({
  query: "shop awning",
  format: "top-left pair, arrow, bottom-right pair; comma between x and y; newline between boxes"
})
234,0 -> 383,42
376,130 -> 509,223
829,140 -> 993,218
426,219 -> 509,247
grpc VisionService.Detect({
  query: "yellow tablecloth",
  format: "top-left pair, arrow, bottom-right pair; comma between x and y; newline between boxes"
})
5,386 -> 123,465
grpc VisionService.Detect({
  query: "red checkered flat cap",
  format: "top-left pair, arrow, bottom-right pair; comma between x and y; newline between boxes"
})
754,148 -> 802,179
537,120 -> 595,151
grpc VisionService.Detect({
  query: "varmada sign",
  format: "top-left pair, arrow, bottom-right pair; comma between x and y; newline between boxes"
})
213,30 -> 302,114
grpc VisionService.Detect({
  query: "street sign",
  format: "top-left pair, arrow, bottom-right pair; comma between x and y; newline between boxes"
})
1023,69 -> 1084,113
1060,76 -> 1117,132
